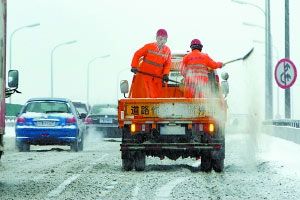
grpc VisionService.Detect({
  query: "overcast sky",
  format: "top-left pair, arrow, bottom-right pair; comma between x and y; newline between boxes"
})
6,0 -> 300,119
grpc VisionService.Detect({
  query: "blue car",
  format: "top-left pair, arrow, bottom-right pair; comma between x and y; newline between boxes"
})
15,98 -> 86,152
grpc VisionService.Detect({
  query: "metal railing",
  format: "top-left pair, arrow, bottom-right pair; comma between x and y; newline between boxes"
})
263,119 -> 300,128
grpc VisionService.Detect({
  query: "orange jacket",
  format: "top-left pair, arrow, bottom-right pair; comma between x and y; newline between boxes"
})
131,42 -> 171,76
181,49 -> 222,84
130,42 -> 171,98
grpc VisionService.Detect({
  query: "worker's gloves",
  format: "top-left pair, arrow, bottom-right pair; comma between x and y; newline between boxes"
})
131,68 -> 138,74
162,74 -> 169,83
217,62 -> 224,68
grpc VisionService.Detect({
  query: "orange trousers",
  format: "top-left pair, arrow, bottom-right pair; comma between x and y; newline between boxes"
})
130,74 -> 164,98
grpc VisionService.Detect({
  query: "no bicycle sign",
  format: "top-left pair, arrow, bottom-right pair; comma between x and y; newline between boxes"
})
274,58 -> 297,89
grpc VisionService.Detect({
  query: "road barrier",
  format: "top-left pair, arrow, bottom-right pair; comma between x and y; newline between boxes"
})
263,119 -> 300,145
263,119 -> 300,128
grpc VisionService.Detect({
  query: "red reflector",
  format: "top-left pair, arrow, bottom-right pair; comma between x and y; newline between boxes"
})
214,144 -> 222,150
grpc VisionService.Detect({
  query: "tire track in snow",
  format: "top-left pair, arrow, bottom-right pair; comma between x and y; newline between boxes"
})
155,177 -> 189,199
46,154 -> 108,199
131,181 -> 140,200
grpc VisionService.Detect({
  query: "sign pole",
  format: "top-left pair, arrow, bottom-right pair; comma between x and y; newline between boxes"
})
285,0 -> 290,118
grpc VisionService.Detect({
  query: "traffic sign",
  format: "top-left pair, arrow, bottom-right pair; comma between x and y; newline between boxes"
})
274,58 -> 297,89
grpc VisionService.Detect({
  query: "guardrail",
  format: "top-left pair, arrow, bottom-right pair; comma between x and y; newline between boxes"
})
263,119 -> 300,145
263,119 -> 300,128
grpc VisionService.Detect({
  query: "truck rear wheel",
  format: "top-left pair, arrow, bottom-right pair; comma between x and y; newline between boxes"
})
122,157 -> 134,171
212,158 -> 224,172
134,152 -> 146,171
122,151 -> 134,171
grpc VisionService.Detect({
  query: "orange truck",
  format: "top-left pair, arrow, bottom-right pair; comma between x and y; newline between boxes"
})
118,53 -> 229,172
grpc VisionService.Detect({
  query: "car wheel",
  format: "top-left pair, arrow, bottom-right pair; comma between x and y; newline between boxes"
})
70,141 -> 79,152
16,141 -> 30,152
78,137 -> 84,151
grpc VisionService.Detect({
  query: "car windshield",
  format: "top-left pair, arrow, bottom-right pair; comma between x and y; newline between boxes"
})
24,101 -> 70,114
90,106 -> 117,115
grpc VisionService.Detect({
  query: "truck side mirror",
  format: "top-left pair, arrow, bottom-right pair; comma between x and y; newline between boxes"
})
120,80 -> 129,94
8,70 -> 19,88
221,72 -> 229,97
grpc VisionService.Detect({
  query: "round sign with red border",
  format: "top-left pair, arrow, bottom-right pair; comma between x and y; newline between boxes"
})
274,58 -> 297,89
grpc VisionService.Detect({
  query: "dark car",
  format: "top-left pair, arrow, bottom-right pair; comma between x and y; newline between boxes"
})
15,98 -> 85,152
84,104 -> 121,137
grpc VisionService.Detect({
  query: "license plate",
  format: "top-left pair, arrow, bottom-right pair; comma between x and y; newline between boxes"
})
160,125 -> 185,135
99,118 -> 112,123
36,121 -> 56,127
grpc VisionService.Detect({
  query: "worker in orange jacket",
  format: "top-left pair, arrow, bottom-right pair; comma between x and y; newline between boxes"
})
180,39 -> 223,98
130,29 -> 171,98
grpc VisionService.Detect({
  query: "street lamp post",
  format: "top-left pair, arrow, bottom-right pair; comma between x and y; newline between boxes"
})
232,0 -> 273,120
50,40 -> 77,98
242,22 -> 265,30
9,23 -> 40,71
9,23 -> 40,103
253,39 -> 281,119
86,55 -> 110,106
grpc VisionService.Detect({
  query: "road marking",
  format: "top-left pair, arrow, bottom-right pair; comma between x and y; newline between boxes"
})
47,174 -> 80,198
155,177 -> 189,199
46,154 -> 108,198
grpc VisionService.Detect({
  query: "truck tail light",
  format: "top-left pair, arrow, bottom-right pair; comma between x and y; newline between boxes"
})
203,123 -> 215,134
208,123 -> 215,133
131,124 -> 136,133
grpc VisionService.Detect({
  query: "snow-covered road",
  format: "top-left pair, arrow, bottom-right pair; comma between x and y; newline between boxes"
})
1,127 -> 300,200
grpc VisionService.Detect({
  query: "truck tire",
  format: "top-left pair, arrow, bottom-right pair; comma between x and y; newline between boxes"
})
134,152 -> 146,171
122,157 -> 134,171
212,158 -> 224,172
200,153 -> 212,172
